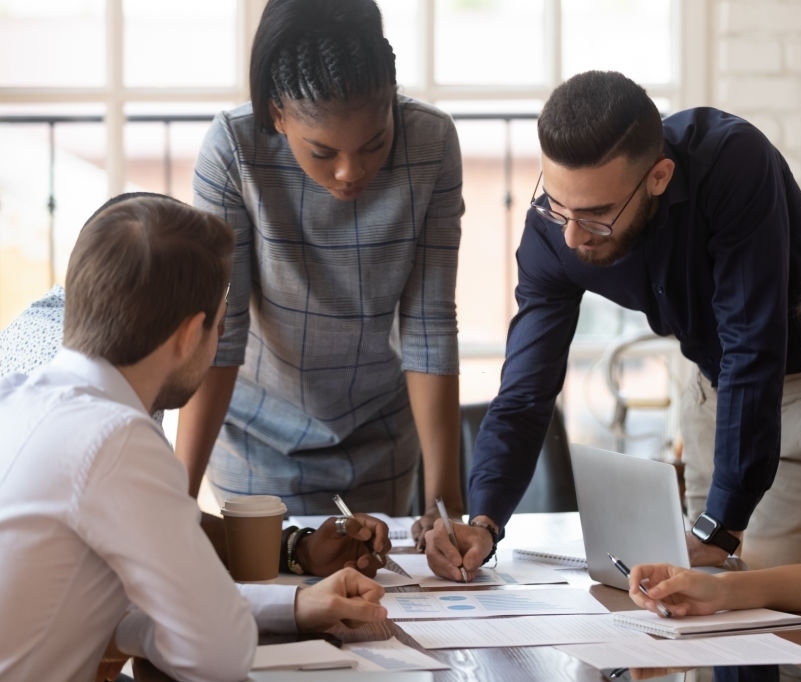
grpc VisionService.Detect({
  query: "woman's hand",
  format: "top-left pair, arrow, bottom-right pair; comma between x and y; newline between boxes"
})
628,563 -> 729,617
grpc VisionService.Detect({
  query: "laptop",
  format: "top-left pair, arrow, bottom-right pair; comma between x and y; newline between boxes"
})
569,443 -> 691,590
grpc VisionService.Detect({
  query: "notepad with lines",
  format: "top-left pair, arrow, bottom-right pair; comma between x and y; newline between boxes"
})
612,608 -> 801,639
513,538 -> 587,568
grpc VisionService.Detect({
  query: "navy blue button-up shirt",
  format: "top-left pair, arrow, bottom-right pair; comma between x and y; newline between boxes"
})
470,108 -> 801,532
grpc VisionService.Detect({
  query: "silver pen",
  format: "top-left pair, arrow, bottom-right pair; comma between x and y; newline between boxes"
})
435,496 -> 469,582
608,553 -> 672,617
332,493 -> 384,566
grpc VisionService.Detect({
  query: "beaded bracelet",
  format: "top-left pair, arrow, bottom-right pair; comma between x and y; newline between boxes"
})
286,527 -> 315,575
468,519 -> 499,567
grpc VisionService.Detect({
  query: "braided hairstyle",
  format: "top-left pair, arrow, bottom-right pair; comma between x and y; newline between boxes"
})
250,0 -> 397,134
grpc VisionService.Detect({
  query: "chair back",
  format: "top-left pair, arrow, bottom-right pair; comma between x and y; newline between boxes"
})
459,402 -> 577,514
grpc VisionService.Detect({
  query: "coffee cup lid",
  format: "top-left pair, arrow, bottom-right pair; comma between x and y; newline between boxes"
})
221,495 -> 287,517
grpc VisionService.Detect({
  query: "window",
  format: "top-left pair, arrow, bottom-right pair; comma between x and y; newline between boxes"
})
0,0 -> 697,452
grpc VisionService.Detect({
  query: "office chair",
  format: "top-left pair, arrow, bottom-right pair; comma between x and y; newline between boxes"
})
459,401 -> 577,514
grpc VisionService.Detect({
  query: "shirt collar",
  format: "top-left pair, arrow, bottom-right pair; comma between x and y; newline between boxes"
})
49,347 -> 149,416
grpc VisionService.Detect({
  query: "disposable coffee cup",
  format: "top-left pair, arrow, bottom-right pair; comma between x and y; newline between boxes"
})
221,495 -> 287,581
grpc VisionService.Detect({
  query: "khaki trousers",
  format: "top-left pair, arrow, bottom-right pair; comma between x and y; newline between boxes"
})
682,370 -> 801,569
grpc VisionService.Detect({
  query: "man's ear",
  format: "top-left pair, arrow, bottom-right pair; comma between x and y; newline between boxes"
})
649,157 -> 675,197
171,312 -> 207,361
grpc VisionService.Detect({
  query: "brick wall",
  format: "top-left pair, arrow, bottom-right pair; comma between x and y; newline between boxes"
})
713,0 -> 801,177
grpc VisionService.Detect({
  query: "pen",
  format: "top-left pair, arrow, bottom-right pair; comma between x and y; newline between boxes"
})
332,493 -> 384,566
435,496 -> 469,583
608,553 -> 672,618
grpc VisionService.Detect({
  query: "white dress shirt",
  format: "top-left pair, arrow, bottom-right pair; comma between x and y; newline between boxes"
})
0,349 -> 297,682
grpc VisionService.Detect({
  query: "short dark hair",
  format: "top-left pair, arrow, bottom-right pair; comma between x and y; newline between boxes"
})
250,0 -> 397,133
63,193 -> 234,366
538,70 -> 664,168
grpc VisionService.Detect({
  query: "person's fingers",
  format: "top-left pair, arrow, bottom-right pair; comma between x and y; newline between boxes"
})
339,566 -> 385,602
355,552 -> 379,578
349,513 -> 391,554
424,528 -> 470,581
412,518 -> 426,551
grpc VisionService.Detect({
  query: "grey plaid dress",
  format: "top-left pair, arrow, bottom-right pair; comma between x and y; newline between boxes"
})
194,96 -> 463,515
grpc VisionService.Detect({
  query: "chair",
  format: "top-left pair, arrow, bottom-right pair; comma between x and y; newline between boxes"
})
459,401 -> 577,515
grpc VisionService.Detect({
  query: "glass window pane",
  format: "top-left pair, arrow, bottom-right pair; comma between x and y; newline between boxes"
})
434,0 -> 546,86
375,0 -> 420,89
0,106 -> 106,327
123,0 -> 237,87
562,0 -> 674,83
0,0 -> 104,87
452,113 -> 540,352
124,104 -> 223,203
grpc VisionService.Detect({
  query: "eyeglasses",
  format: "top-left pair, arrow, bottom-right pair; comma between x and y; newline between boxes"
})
217,282 -> 230,337
530,163 -> 656,237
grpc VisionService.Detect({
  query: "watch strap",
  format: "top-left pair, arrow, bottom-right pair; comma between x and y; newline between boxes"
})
692,514 -> 740,555
708,526 -> 740,555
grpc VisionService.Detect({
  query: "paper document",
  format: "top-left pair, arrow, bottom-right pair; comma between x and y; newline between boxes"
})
251,637 -> 445,674
381,586 -> 608,620
556,633 -> 801,668
342,636 -> 448,672
388,549 -> 567,587
398,613 -> 649,649
612,608 -> 801,638
249,672 -> 432,682
251,640 -> 357,671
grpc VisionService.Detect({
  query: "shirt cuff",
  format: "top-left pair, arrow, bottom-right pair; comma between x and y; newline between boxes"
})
237,583 -> 299,633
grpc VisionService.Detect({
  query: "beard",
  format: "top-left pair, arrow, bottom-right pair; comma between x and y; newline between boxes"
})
152,362 -> 203,412
574,194 -> 655,267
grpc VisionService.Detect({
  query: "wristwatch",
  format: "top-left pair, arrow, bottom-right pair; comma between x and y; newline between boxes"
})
691,512 -> 740,555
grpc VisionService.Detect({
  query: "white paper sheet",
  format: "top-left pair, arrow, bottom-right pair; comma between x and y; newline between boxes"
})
388,549 -> 568,588
381,586 -> 608,620
342,636 -> 449,671
397,613 -> 650,649
250,639 -> 357,670
249,671 -> 433,682
556,633 -> 801,668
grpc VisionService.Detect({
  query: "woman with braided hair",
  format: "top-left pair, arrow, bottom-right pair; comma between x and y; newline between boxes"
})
177,0 -> 464,546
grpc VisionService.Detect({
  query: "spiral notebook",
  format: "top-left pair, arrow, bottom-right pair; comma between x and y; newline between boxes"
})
513,538 -> 587,568
612,608 -> 801,639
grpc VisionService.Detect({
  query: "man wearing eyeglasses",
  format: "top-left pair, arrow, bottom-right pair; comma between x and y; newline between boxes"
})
425,69 -> 801,581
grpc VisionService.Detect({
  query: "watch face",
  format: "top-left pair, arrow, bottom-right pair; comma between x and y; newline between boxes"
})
693,514 -> 718,541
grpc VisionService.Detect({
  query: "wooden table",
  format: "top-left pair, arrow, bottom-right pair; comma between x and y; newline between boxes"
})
133,513 -> 801,681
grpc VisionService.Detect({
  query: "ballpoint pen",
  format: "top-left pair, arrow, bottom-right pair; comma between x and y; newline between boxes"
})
435,496 -> 469,583
332,493 -> 384,566
608,553 -> 672,618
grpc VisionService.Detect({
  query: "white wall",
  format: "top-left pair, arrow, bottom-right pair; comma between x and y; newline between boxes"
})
711,0 -> 801,177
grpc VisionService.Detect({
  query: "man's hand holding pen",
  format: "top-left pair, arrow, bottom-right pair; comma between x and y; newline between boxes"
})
295,515 -> 391,578
423,516 -> 495,582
